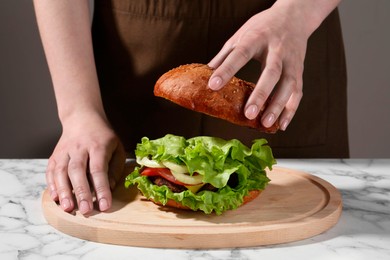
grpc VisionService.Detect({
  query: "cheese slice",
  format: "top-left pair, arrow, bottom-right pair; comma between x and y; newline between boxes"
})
185,183 -> 205,194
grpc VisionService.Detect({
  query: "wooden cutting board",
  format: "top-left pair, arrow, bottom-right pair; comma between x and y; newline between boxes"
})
41,165 -> 342,249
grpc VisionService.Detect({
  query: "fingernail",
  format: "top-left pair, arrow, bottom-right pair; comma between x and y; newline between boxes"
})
79,200 -> 91,214
263,113 -> 275,127
208,76 -> 223,90
281,119 -> 289,131
245,105 -> 258,120
60,198 -> 71,211
99,198 -> 109,211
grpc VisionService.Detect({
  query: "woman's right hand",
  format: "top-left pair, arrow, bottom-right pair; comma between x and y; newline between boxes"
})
33,1 -> 126,214
46,113 -> 126,215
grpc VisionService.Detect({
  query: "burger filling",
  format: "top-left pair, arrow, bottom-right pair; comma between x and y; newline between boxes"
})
125,134 -> 275,215
138,163 -> 219,194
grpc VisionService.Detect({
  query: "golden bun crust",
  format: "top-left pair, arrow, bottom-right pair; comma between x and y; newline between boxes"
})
154,63 -> 279,133
150,190 -> 262,212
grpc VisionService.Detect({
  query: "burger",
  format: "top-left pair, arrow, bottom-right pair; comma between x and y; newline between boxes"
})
125,134 -> 275,215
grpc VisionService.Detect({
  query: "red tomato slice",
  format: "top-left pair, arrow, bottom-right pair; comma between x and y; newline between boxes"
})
141,167 -> 190,186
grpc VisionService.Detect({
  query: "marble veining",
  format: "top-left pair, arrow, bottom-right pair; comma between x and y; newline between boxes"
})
0,159 -> 389,260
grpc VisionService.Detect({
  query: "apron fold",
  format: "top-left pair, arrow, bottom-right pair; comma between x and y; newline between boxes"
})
92,0 -> 349,158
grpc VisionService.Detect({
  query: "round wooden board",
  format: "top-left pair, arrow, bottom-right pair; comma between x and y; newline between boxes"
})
41,166 -> 342,249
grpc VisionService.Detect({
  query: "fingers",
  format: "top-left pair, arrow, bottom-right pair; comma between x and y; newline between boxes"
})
88,148 -> 112,212
67,149 -> 93,215
278,88 -> 303,130
87,141 -> 126,212
46,158 -> 58,201
46,136 -> 126,215
208,38 -> 258,91
260,57 -> 303,130
208,41 -> 233,70
48,149 -> 109,215
209,43 -> 303,131
47,151 -> 92,214
207,8 -> 309,131
244,51 -> 282,120
46,154 -> 75,213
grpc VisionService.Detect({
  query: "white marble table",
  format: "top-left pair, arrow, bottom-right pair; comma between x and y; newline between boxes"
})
0,159 -> 389,260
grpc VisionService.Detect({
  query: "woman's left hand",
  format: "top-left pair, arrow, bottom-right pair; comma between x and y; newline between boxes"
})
208,2 -> 311,131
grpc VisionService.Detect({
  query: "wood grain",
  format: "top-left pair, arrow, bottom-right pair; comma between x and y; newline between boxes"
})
41,166 -> 342,248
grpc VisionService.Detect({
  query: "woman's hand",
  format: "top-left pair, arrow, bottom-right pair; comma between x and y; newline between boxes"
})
208,0 -> 340,130
33,0 -> 127,214
46,113 -> 126,215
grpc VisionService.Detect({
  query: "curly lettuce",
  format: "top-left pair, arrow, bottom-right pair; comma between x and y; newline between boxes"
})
125,134 -> 276,215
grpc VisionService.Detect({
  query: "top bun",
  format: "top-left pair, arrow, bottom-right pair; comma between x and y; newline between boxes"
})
154,63 -> 279,133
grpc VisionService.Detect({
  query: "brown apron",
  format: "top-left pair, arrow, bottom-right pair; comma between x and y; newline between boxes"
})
92,0 -> 349,158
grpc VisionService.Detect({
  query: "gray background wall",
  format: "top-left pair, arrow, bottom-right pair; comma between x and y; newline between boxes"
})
0,0 -> 389,158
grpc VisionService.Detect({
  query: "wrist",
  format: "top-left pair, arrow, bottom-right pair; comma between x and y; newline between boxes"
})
59,107 -> 110,131
54,80 -> 107,127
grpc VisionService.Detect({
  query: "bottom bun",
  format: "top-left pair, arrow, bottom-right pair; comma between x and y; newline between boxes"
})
150,190 -> 262,212
242,190 -> 262,205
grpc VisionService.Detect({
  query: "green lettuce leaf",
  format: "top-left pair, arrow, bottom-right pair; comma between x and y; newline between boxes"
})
125,134 -> 276,215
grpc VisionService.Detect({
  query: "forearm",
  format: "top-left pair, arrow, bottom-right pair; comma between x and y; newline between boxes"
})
273,0 -> 342,37
33,0 -> 106,124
